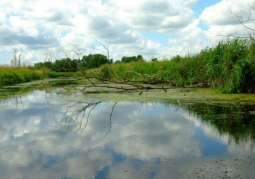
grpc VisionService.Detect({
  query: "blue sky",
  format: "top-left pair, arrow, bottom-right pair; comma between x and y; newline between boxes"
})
193,0 -> 221,18
0,0 -> 254,65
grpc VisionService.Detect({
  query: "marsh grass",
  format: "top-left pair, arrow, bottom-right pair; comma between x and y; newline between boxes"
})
95,38 -> 255,93
0,67 -> 43,87
0,67 -> 81,87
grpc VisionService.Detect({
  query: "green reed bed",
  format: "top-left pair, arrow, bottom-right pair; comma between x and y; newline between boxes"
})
96,38 -> 255,93
0,67 -> 43,87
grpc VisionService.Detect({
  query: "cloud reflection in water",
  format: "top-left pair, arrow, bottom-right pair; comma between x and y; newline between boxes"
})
0,90 -> 254,179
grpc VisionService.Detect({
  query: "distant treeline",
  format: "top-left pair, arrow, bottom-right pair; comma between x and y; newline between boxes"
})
34,54 -> 111,72
34,54 -> 145,72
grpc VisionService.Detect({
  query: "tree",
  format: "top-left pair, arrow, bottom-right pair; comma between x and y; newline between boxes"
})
34,61 -> 53,69
81,54 -> 109,69
51,58 -> 78,72
10,47 -> 23,67
171,55 -> 181,62
121,56 -> 138,63
151,58 -> 158,62
114,60 -> 122,64
137,55 -> 144,61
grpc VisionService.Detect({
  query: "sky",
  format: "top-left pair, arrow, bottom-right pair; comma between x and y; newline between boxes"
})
0,0 -> 254,65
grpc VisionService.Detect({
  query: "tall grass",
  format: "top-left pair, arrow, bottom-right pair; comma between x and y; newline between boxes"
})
0,67 -> 43,87
0,67 -> 82,87
96,38 -> 255,93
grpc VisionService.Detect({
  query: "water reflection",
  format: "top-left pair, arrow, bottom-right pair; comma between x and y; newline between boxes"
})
0,90 -> 254,179
180,102 -> 255,145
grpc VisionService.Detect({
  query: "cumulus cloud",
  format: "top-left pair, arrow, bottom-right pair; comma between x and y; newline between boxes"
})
107,0 -> 196,33
162,19 -> 212,57
0,0 -> 198,63
200,0 -> 255,38
0,0 -> 254,64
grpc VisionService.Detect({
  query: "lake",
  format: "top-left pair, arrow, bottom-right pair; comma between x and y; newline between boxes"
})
0,89 -> 255,179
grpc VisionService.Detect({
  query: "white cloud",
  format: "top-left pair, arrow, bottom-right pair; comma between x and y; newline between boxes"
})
0,0 -> 254,64
164,19 -> 212,57
107,0 -> 196,33
200,0 -> 255,38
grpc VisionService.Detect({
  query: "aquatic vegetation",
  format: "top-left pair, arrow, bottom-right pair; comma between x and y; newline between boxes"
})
94,38 -> 255,93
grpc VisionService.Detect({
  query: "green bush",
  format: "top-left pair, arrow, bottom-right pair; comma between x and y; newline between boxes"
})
99,65 -> 112,79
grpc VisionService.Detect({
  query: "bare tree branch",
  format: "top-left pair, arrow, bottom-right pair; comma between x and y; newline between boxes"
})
104,102 -> 117,138
70,44 -> 83,60
18,48 -> 23,67
57,101 -> 101,132
92,36 -> 110,61
79,69 -> 169,92
11,47 -> 23,67
43,49 -> 55,62
48,40 -> 171,92
91,36 -> 122,81
228,8 -> 255,32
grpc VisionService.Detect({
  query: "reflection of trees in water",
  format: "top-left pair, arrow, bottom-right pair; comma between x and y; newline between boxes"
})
104,102 -> 117,137
179,102 -> 255,145
55,99 -> 117,137
59,101 -> 101,132
14,95 -> 24,109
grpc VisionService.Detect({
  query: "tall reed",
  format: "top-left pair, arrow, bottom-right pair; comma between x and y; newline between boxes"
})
96,38 -> 255,93
0,67 -> 43,87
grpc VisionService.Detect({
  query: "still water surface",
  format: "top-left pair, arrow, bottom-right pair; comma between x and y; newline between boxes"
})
0,90 -> 254,179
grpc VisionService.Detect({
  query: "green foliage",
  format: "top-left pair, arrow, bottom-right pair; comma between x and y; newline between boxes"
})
99,65 -> 112,79
77,54 -> 110,69
46,71 -> 78,78
0,68 -> 43,87
94,38 -> 255,93
28,38 -> 255,94
0,67 -> 80,87
51,58 -> 78,72
151,58 -> 158,62
34,53 -> 111,72
170,55 -> 181,62
204,39 -> 255,93
229,58 -> 255,93
34,61 -> 53,69
121,55 -> 144,63
114,60 -> 122,64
